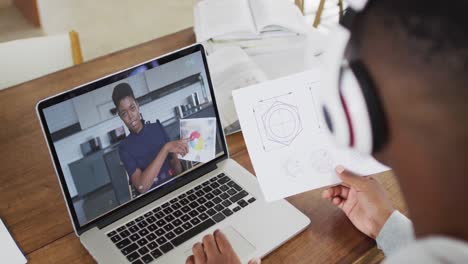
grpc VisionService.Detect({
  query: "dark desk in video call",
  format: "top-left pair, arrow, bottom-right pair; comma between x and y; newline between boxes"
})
0,28 -> 408,263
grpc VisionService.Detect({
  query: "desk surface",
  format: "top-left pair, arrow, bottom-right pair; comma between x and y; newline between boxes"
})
0,28 -> 407,263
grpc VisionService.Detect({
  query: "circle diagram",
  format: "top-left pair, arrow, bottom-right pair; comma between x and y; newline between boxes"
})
285,159 -> 303,177
309,149 -> 333,173
262,101 -> 302,145
189,131 -> 204,152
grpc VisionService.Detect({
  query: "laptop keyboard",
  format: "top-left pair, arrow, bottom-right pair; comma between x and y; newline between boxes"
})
106,173 -> 256,264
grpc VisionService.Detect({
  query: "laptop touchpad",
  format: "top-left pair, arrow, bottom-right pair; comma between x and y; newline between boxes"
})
184,226 -> 256,259
222,226 -> 256,257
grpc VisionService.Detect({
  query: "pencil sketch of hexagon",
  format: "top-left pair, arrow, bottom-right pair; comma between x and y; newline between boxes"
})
253,92 -> 303,152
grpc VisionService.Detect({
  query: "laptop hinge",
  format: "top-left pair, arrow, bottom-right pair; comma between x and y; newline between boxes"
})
96,161 -> 219,230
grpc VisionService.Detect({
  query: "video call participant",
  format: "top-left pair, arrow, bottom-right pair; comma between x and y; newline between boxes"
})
185,0 -> 468,263
112,83 -> 189,194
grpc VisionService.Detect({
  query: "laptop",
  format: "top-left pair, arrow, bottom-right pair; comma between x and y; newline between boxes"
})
36,44 -> 310,263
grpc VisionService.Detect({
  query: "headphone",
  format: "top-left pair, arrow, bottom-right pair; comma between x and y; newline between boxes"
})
319,0 -> 388,154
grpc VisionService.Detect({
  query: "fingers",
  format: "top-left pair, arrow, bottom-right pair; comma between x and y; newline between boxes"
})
332,196 -> 341,205
335,165 -> 365,188
214,229 -> 235,254
248,257 -> 262,264
321,185 -> 350,200
332,196 -> 345,208
170,140 -> 187,156
192,242 -> 207,263
176,140 -> 189,156
202,234 -> 220,256
182,141 -> 189,154
186,255 -> 195,264
168,140 -> 189,154
176,146 -> 187,157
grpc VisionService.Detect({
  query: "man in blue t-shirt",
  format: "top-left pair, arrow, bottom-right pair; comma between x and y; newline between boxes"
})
112,83 -> 188,195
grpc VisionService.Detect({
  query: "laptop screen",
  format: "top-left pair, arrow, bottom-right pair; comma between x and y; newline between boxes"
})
38,45 -> 226,228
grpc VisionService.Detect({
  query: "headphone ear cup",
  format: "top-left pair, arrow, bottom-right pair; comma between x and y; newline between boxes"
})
348,61 -> 388,153
339,66 -> 372,153
320,65 -> 352,149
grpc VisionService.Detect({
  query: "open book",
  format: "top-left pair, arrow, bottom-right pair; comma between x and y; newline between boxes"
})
194,0 -> 309,42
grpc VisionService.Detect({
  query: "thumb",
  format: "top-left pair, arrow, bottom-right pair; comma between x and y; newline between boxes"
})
336,165 -> 365,188
248,257 -> 261,264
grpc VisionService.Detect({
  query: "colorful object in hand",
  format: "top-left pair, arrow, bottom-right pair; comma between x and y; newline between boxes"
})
189,131 -> 204,152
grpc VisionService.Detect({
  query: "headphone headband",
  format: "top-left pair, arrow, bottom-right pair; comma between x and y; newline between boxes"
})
318,4 -> 388,154
346,0 -> 369,11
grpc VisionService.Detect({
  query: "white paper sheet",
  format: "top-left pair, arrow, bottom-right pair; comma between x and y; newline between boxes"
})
0,219 -> 26,264
179,118 -> 217,163
233,69 -> 389,201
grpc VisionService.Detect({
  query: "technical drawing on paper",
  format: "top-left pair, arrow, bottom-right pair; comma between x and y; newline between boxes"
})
284,148 -> 334,183
307,81 -> 323,129
284,158 -> 305,181
253,92 -> 303,152
309,149 -> 334,173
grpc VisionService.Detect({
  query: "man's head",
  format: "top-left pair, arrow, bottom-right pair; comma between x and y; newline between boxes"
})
349,1 -> 468,238
112,83 -> 143,133
350,0 -> 468,166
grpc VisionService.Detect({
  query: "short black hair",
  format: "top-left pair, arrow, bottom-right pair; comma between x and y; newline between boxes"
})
112,83 -> 135,108
352,0 -> 468,131
354,0 -> 468,77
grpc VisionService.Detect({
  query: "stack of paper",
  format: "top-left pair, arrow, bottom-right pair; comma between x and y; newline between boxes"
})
0,219 -> 26,264
194,0 -> 309,42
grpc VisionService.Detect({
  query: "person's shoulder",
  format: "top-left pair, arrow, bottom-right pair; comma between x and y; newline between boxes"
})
146,120 -> 163,130
384,236 -> 468,264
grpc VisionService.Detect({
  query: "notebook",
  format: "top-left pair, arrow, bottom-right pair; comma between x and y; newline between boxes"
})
194,0 -> 309,42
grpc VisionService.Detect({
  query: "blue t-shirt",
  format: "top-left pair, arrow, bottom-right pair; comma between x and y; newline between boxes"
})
119,120 -> 172,191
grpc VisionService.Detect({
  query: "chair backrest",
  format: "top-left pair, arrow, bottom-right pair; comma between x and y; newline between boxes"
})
0,30 -> 83,90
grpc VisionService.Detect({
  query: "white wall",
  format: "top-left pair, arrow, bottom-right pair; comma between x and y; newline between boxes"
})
43,100 -> 79,133
72,73 -> 149,130
145,52 -> 209,99
36,0 -> 196,60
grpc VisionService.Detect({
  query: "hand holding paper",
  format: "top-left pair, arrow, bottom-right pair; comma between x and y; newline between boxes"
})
164,138 -> 189,157
233,69 -> 389,201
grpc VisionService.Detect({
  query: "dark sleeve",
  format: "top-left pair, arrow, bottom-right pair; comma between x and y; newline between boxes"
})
156,120 -> 172,160
119,146 -> 138,178
156,119 -> 170,143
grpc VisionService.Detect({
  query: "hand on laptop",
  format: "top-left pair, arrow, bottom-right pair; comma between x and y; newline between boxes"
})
322,166 -> 394,239
164,138 -> 189,157
186,230 -> 261,264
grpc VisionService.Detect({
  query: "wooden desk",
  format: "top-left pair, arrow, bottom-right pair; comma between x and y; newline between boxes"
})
0,28 -> 407,263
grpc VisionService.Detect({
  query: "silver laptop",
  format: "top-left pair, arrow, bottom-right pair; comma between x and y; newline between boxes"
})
36,44 -> 310,264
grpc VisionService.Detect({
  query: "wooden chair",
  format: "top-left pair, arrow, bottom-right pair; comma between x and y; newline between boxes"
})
0,30 -> 83,90
295,0 -> 344,28
313,0 -> 344,27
